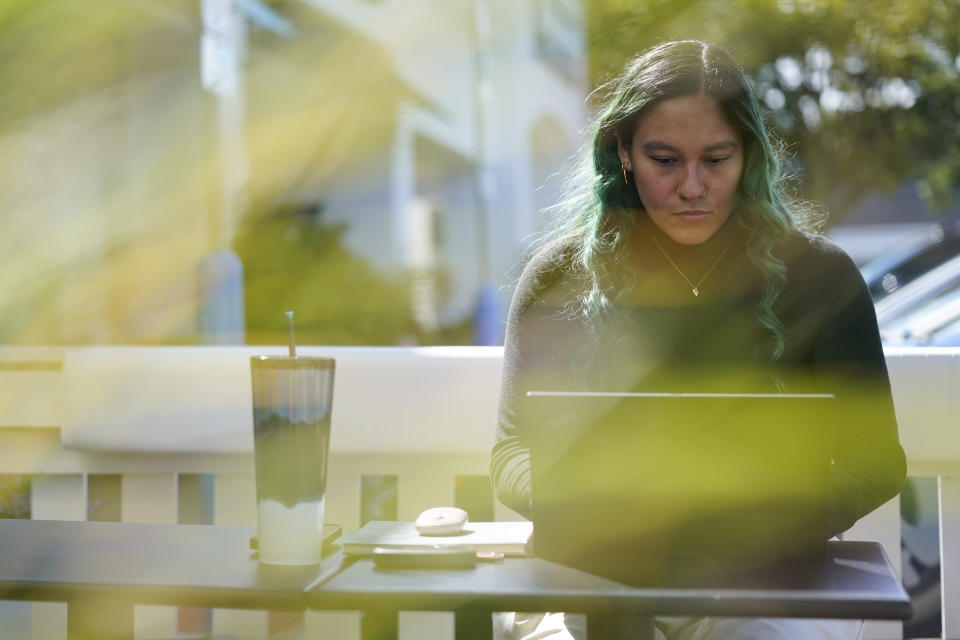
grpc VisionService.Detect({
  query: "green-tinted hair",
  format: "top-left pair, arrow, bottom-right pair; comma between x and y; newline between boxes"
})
546,40 -> 820,363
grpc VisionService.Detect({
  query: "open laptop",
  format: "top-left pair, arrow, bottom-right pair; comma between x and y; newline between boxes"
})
524,391 -> 835,586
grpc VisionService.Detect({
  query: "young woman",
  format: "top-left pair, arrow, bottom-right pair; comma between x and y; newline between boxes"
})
491,40 -> 906,640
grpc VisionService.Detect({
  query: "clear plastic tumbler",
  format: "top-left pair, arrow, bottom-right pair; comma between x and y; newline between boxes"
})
250,355 -> 334,565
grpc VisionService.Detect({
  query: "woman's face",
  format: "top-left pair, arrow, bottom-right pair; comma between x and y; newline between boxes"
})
618,93 -> 743,246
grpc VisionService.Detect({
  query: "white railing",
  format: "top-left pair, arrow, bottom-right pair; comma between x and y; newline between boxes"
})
0,345 -> 957,640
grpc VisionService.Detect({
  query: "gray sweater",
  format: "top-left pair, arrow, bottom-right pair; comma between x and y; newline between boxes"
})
491,219 -> 906,541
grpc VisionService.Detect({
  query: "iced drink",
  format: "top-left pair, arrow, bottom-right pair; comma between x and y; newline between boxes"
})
251,355 -> 334,565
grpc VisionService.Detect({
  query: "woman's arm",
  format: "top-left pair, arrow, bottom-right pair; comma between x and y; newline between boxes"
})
490,243 -> 577,520
807,245 -> 907,536
490,269 -> 540,519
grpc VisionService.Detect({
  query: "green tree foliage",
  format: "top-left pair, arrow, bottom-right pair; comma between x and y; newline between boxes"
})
586,0 -> 960,217
234,207 -> 418,346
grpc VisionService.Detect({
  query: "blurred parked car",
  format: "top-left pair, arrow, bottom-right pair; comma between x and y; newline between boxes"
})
875,253 -> 960,324
880,284 -> 960,346
860,223 -> 960,303
876,253 -> 960,346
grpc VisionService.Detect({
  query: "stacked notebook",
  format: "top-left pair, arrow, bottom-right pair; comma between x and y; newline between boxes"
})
338,521 -> 533,557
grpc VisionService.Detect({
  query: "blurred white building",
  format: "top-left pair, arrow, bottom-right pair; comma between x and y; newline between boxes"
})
210,0 -> 588,340
0,0 -> 587,345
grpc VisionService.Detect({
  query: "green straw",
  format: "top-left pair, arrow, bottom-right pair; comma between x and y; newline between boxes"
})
286,310 -> 296,357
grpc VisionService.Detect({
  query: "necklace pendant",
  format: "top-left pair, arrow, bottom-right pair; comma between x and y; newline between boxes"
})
692,287 -> 700,297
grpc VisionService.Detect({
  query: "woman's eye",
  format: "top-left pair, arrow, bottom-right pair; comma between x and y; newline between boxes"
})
707,156 -> 731,165
649,156 -> 676,165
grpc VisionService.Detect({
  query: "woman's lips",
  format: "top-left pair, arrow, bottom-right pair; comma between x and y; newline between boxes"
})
673,210 -> 711,222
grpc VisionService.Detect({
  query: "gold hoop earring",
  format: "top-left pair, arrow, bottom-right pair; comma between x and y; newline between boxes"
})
622,166 -> 630,184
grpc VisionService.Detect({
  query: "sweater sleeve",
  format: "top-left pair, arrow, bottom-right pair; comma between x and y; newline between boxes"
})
490,269 -> 537,518
490,243 -> 574,520
807,244 -> 907,536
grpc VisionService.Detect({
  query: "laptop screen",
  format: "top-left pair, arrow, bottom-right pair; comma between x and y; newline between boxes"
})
525,392 -> 835,586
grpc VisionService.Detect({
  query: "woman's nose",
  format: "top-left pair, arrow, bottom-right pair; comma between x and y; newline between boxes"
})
677,164 -> 705,199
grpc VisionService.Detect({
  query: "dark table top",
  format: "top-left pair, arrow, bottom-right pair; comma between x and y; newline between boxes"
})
0,519 -> 912,621
310,542 -> 912,620
0,518 -> 339,611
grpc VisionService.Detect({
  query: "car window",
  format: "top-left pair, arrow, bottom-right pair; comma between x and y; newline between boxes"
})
869,237 -> 960,302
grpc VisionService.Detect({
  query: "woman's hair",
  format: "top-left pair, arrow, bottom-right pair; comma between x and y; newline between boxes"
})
545,39 -> 820,363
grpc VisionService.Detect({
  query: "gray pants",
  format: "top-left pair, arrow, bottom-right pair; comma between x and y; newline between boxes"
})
494,612 -> 863,640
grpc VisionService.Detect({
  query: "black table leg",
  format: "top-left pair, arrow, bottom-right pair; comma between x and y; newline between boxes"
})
361,609 -> 399,640
66,597 -> 134,640
455,607 -> 493,640
587,613 -> 655,640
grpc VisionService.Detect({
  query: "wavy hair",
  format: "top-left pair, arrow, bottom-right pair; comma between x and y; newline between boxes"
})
545,40 -> 821,363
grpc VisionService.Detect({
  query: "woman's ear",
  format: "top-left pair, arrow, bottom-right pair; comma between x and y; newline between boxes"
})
616,135 -> 631,171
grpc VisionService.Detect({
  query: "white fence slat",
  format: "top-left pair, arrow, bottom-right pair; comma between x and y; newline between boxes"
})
400,611 -> 454,640
940,475 -> 960,640
0,601 -> 31,640
30,603 -> 65,640
844,496 -> 903,640
306,610 -> 361,640
30,474 -> 86,521
29,475 -> 85,640
132,605 -> 178,640
212,472 -> 267,636
121,473 -> 178,639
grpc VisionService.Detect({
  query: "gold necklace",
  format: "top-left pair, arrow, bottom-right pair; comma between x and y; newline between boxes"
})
649,235 -> 732,297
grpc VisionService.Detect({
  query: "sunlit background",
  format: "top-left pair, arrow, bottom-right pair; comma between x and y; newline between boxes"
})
1,0 -> 958,635
0,0 -> 586,347
1,0 -> 958,348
